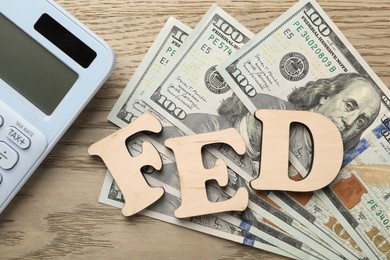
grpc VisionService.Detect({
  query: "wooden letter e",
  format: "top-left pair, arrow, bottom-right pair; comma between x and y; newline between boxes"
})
165,128 -> 249,218
88,113 -> 164,217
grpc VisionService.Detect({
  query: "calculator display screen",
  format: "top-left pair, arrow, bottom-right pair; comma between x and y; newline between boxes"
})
0,14 -> 78,115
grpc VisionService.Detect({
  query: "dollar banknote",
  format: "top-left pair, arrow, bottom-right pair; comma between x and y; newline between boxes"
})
318,135 -> 390,259
98,140 -> 294,259
268,166 -> 366,259
318,165 -> 390,259
140,3 -> 352,259
103,6 -> 342,258
217,0 -> 390,258
108,17 -> 191,127
103,15 -> 293,258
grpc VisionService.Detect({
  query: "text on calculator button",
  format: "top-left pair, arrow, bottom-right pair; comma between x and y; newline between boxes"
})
0,142 -> 19,170
0,115 -> 3,127
7,127 -> 31,149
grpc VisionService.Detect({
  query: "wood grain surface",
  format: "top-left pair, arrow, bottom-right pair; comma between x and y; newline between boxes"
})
1,0 -> 390,259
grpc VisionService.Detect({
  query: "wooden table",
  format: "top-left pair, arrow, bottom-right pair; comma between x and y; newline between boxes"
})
1,0 -> 389,259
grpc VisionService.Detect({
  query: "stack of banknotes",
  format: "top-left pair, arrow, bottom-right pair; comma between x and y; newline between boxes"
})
98,0 -> 390,258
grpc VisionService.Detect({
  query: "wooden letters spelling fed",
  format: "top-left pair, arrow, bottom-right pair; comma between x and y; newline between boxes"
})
89,111 -> 343,218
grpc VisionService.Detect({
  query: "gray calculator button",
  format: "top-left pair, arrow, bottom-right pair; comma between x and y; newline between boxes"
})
0,142 -> 19,170
6,127 -> 31,149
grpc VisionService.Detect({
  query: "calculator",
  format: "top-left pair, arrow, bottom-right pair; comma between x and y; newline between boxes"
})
0,0 -> 115,213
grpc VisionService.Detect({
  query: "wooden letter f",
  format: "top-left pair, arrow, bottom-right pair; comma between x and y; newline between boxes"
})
88,113 -> 164,217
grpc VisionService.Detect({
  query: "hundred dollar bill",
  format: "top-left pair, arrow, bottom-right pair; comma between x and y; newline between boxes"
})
217,0 -> 390,258
318,165 -> 390,259
141,3 -> 349,259
317,131 -> 390,259
102,16 -> 293,258
108,17 -> 191,127
228,182 -> 346,259
103,13 -> 290,256
267,166 -> 366,259
98,141 -> 294,259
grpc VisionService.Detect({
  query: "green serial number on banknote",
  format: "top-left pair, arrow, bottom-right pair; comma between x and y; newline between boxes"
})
206,34 -> 234,55
367,199 -> 390,230
292,20 -> 337,73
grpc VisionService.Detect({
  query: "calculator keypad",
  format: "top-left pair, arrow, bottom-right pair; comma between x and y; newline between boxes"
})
0,101 -> 47,213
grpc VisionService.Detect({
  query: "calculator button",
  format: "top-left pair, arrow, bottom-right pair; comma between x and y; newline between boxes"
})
0,115 -> 3,127
0,142 -> 19,170
6,127 -> 31,149
0,173 -> 2,184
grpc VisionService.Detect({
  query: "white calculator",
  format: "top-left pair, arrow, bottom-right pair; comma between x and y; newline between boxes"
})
0,0 -> 115,213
